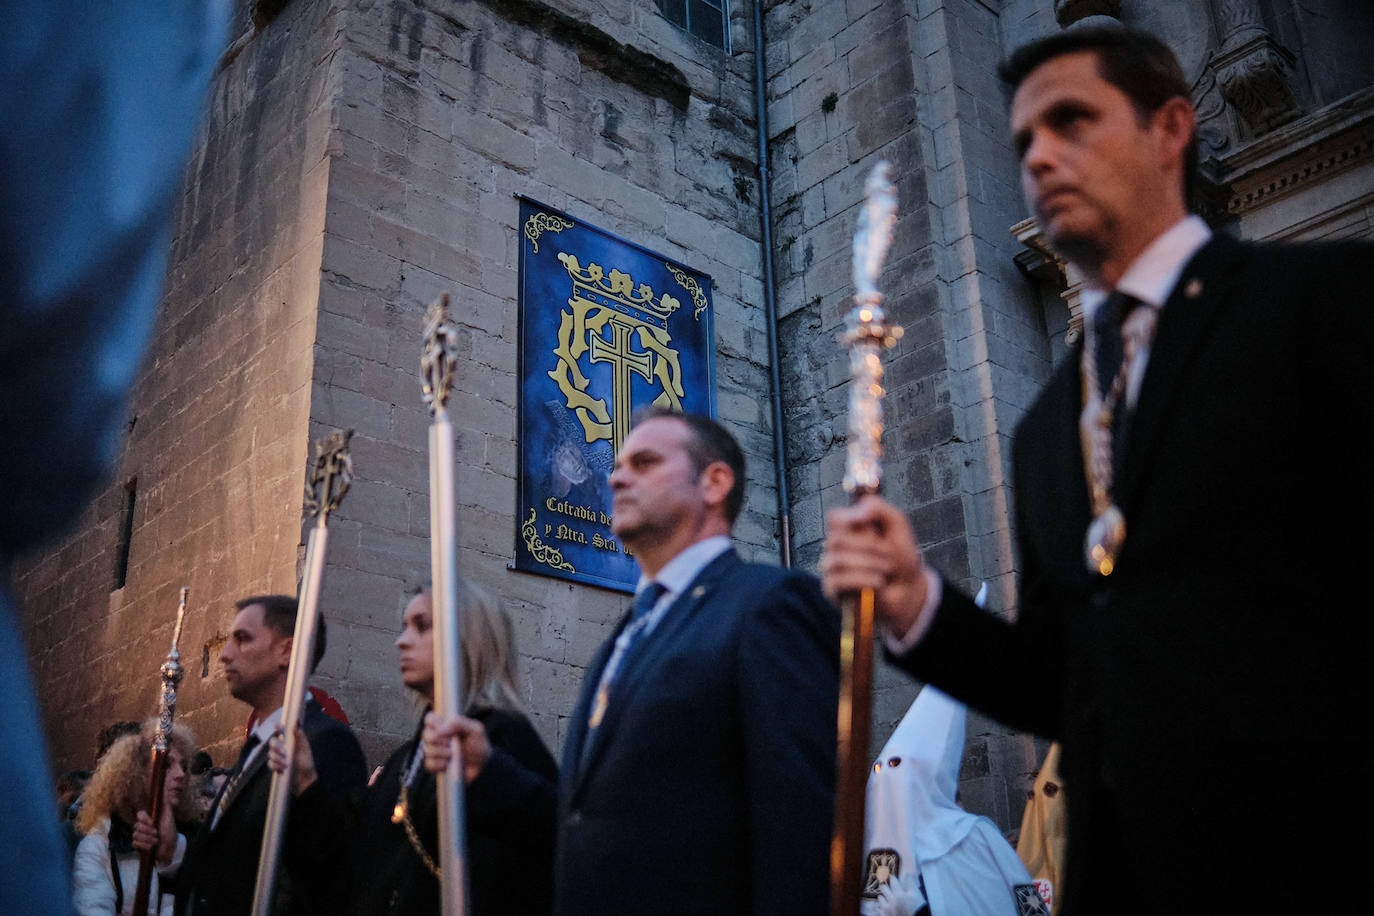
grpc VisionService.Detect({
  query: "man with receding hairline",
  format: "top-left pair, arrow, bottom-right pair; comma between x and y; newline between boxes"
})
553,408 -> 838,916
823,23 -> 1372,915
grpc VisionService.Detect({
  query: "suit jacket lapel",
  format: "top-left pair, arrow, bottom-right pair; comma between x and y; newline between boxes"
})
562,620 -> 625,783
570,550 -> 739,795
217,749 -> 269,824
1117,234 -> 1246,507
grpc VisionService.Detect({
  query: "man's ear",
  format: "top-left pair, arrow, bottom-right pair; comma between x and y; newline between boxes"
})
700,461 -> 735,513
273,634 -> 294,671
1155,96 -> 1196,168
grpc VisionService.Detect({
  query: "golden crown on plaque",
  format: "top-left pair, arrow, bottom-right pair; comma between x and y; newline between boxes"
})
557,253 -> 681,331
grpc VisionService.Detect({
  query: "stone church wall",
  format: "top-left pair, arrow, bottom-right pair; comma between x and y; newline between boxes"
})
15,0 -> 787,775
12,0 -> 1371,837
15,0 -> 343,771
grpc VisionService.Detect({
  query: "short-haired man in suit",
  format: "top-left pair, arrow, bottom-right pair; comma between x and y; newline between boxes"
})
173,595 -> 366,916
467,409 -> 837,915
821,24 -> 1372,916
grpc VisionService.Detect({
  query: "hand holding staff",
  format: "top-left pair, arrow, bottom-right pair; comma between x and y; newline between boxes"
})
250,429 -> 353,916
422,293 -> 470,916
830,162 -> 903,916
132,587 -> 189,916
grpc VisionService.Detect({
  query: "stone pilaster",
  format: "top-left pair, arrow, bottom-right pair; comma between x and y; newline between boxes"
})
1212,0 -> 1302,139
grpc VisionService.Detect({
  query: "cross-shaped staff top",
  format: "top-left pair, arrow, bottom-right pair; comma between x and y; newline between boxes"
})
303,429 -> 354,521
421,293 -> 460,415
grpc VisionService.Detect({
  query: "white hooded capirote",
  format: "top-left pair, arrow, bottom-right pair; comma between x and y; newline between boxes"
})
861,683 -> 1049,916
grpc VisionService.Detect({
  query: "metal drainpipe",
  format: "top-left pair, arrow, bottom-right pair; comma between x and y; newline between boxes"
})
752,0 -> 793,568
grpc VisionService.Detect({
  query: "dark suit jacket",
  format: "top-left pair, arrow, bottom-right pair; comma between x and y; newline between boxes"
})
893,234 -> 1374,914
175,702 -> 367,916
555,549 -> 838,916
349,707 -> 558,916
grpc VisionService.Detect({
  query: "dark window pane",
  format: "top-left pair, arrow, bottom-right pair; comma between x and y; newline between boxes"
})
659,0 -> 688,29
113,478 -> 136,590
688,0 -> 727,48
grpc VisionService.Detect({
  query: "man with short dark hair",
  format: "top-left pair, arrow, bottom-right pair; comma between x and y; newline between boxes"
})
822,23 -> 1371,915
173,596 -> 366,916
554,409 -> 838,916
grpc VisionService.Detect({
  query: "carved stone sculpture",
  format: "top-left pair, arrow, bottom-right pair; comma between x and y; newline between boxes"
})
1053,0 -> 1121,28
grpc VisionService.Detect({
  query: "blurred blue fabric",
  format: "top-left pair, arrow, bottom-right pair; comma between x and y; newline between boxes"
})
0,2 -> 228,912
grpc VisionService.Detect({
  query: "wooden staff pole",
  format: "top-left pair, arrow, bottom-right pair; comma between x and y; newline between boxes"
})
830,162 -> 903,916
132,587 -> 189,916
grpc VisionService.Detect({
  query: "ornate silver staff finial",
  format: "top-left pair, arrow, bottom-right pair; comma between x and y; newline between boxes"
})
133,586 -> 190,916
155,587 -> 189,744
421,294 -> 460,415
852,161 -> 899,306
842,161 -> 904,497
303,429 -> 354,521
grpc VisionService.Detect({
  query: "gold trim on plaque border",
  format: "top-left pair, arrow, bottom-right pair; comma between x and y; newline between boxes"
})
665,263 -> 707,320
524,212 -> 575,254
522,509 -> 576,573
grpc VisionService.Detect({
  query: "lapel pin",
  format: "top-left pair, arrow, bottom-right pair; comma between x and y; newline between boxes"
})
691,585 -> 706,598
1184,278 -> 1203,299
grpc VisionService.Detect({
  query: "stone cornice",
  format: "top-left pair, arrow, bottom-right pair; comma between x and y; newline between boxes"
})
1011,217 -> 1086,346
1212,87 -> 1374,216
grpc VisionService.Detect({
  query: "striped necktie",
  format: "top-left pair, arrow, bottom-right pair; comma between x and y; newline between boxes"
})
211,733 -> 261,827
580,582 -> 667,767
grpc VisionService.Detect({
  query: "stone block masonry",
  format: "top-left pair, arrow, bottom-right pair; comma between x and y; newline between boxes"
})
766,0 -> 1057,831
23,0 -> 1363,839
13,0 -> 785,776
15,0 -> 342,773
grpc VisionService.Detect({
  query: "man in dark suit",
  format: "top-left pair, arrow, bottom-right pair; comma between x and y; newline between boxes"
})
555,409 -> 837,916
821,24 -> 1371,916
174,595 -> 366,915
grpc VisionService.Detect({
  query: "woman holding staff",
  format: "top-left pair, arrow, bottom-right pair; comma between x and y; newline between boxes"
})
271,580 -> 558,915
72,722 -> 197,916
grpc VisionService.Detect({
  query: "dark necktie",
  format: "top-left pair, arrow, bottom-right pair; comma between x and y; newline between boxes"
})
579,582 -> 667,771
631,581 -> 666,624
610,582 -> 667,678
213,733 -> 261,823
1093,290 -> 1138,398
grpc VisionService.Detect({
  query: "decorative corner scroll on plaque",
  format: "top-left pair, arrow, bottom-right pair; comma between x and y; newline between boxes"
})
522,509 -> 576,573
524,212 -> 575,254
665,263 -> 709,320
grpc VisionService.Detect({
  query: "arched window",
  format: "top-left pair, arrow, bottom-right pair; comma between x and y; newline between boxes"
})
658,0 -> 729,51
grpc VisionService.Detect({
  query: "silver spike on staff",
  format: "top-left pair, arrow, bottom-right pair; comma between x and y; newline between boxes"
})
830,161 -> 903,916
422,293 -> 469,916
251,429 -> 353,916
132,586 -> 189,916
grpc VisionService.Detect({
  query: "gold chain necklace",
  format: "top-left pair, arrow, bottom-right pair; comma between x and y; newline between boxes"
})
390,741 -> 440,878
1079,302 -> 1157,575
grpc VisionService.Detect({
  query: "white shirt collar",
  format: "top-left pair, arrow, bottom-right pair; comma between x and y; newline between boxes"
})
249,706 -> 284,749
636,534 -> 733,599
247,691 -> 319,749
1081,214 -> 1212,318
